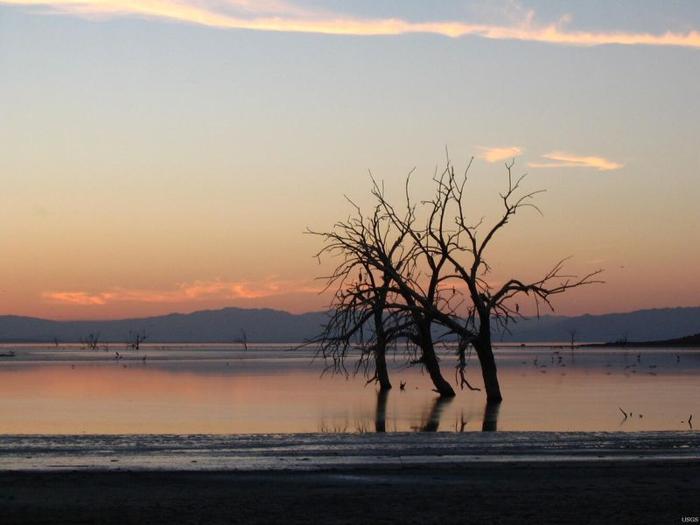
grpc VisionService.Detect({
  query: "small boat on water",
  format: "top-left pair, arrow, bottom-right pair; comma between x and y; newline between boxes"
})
0,351 -> 16,358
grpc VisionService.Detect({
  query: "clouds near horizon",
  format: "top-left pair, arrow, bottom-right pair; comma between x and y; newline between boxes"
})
2,0 -> 700,48
478,146 -> 523,163
42,279 -> 321,306
528,152 -> 623,172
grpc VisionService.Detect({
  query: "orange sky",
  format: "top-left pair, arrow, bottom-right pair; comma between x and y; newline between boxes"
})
1,1 -> 699,320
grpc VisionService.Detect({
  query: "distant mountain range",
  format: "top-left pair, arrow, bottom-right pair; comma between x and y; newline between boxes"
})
0,306 -> 699,344
497,306 -> 700,343
591,332 -> 700,348
0,308 -> 327,344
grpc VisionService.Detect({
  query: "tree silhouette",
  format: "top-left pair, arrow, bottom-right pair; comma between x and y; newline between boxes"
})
128,330 -> 148,350
81,332 -> 101,351
411,157 -> 603,401
310,155 -> 602,401
309,177 -> 458,396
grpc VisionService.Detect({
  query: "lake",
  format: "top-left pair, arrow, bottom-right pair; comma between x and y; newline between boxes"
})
0,343 -> 697,434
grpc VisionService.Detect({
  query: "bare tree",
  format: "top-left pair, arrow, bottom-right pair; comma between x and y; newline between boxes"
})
308,180 -> 457,396
237,329 -> 249,352
410,158 -> 603,401
81,332 -> 100,351
566,328 -> 578,349
312,264 -> 397,390
309,155 -> 602,402
128,330 -> 148,350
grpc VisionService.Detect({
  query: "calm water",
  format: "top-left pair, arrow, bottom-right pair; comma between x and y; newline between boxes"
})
0,344 -> 697,434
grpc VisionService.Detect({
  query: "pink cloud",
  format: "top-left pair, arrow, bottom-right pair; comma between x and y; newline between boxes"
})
41,278 -> 321,306
3,1 -> 700,49
528,151 -> 623,172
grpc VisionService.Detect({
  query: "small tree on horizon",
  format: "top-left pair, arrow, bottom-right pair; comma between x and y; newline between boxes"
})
128,329 -> 148,350
81,332 -> 101,351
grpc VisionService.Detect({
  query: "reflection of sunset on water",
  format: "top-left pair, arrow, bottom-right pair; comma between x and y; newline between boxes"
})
0,346 -> 696,434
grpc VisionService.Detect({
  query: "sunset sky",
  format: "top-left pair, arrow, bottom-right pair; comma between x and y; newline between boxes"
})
1,1 -> 699,320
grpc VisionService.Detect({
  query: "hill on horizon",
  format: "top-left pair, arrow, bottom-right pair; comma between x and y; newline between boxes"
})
0,307 -> 328,344
0,306 -> 699,344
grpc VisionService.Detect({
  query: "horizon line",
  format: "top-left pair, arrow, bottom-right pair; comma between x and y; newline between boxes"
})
2,303 -> 699,324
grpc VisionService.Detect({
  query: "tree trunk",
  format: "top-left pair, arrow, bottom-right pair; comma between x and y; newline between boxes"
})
421,396 -> 453,431
418,325 -> 455,397
373,300 -> 392,391
374,340 -> 392,391
374,389 -> 389,432
473,318 -> 503,402
481,400 -> 501,432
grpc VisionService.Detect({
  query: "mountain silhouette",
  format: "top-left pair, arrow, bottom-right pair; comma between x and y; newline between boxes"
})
0,306 -> 698,344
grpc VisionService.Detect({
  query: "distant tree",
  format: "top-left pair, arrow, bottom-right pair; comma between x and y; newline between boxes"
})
614,332 -> 629,346
566,328 -> 578,348
128,330 -> 148,350
81,332 -> 100,351
237,329 -> 249,352
310,155 -> 602,402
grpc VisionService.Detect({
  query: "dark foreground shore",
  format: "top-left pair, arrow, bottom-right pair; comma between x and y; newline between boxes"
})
2,460 -> 698,525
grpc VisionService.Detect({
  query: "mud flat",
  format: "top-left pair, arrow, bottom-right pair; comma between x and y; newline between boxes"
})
1,432 -> 698,524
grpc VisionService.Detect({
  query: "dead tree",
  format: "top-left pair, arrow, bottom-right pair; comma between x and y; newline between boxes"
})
81,332 -> 100,351
310,155 -> 602,402
308,202 -> 412,392
237,329 -> 249,352
416,157 -> 603,402
128,330 -> 148,350
309,182 -> 457,397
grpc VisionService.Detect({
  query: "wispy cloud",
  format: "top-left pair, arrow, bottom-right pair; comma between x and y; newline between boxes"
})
528,151 -> 623,172
41,278 -> 320,306
2,1 -> 700,49
478,146 -> 523,163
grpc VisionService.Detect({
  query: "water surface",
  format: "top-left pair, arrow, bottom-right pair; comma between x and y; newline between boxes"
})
0,344 -> 697,434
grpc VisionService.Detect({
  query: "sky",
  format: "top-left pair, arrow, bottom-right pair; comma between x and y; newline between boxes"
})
1,0 -> 699,320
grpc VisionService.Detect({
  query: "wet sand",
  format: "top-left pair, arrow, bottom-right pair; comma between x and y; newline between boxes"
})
2,432 -> 699,524
2,460 -> 698,524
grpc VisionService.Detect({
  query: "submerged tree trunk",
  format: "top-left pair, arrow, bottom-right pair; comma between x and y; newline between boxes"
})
473,317 -> 503,403
481,400 -> 501,432
374,389 -> 389,432
418,323 -> 455,398
373,303 -> 392,391
421,396 -> 454,431
374,339 -> 392,391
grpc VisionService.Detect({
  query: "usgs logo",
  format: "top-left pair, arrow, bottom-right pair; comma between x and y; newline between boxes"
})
681,518 -> 699,523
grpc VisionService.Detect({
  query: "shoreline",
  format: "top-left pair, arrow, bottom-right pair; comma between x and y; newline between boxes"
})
2,460 -> 698,524
2,431 -> 698,471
